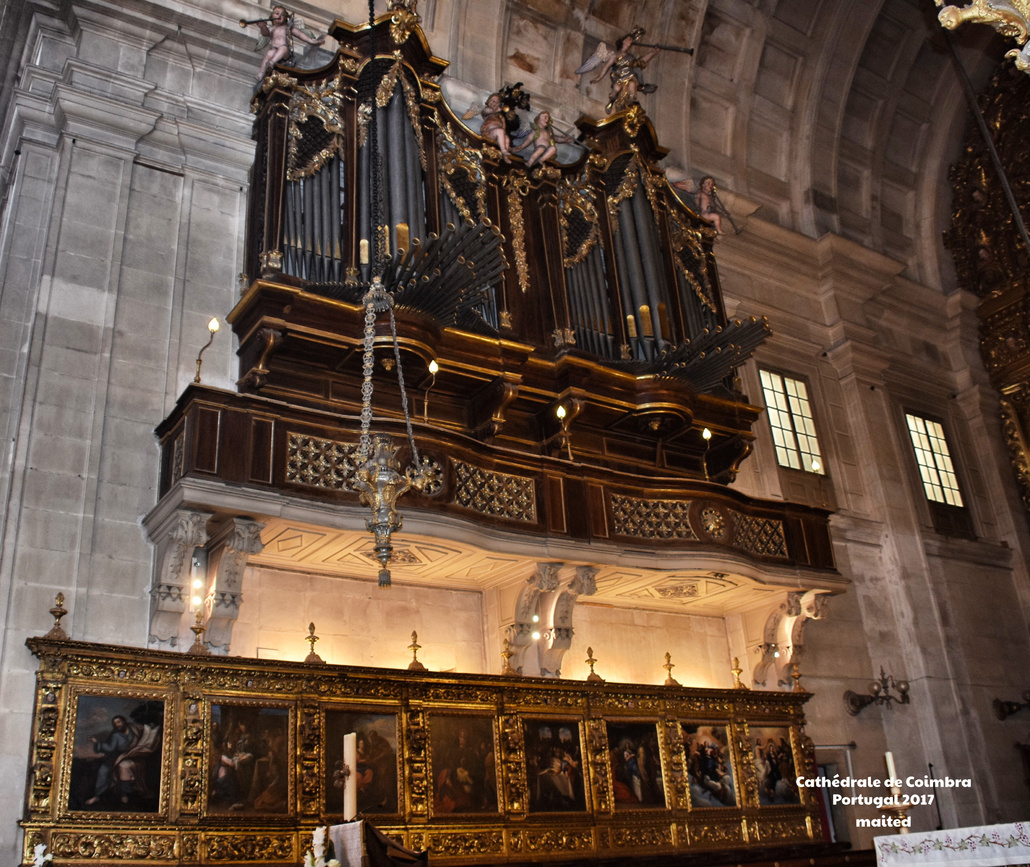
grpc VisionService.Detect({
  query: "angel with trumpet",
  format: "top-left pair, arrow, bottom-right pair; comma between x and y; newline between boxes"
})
241,4 -> 325,80
576,26 -> 692,115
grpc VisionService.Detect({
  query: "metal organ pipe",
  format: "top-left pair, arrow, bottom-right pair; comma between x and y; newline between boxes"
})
630,186 -> 668,345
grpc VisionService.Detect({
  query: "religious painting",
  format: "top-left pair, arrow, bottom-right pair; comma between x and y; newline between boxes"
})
523,718 -> 587,812
750,726 -> 800,805
67,695 -> 165,813
429,714 -> 498,814
324,710 -> 399,815
208,704 -> 291,814
605,721 -> 665,808
681,723 -> 737,808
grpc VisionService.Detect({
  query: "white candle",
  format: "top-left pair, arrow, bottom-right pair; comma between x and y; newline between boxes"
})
343,732 -> 357,821
885,750 -> 897,781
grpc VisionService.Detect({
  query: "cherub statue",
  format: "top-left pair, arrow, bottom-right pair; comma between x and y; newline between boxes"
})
514,111 -> 574,168
479,93 -> 514,162
673,175 -> 736,236
246,4 -> 326,80
576,27 -> 659,114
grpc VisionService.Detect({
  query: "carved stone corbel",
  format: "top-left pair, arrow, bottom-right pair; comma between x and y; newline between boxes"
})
507,562 -> 562,674
203,518 -> 266,653
148,509 -> 211,648
752,589 -> 831,688
538,565 -> 598,677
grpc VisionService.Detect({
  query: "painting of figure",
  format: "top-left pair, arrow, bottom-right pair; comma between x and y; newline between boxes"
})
430,715 -> 497,814
68,695 -> 164,812
750,726 -> 800,805
325,711 -> 399,815
681,723 -> 736,807
208,704 -> 290,814
605,721 -> 665,808
523,719 -> 586,812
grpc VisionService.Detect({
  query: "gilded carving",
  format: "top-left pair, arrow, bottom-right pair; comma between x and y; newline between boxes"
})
752,816 -> 810,842
51,833 -> 177,860
557,170 -> 601,268
686,820 -> 744,845
433,113 -> 488,222
503,173 -> 532,294
522,828 -> 593,851
612,824 -> 672,847
500,713 -> 527,813
610,493 -> 698,540
287,75 -> 345,180
585,719 -> 612,813
425,830 -> 505,856
287,432 -> 359,489
204,835 -> 295,860
732,515 -> 788,558
453,461 -> 537,522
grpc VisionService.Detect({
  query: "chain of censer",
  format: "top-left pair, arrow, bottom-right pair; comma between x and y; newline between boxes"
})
357,0 -> 421,468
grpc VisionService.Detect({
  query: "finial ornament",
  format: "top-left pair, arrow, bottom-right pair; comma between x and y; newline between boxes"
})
305,622 -> 324,663
408,630 -> 427,671
187,611 -> 210,656
585,647 -> 604,683
663,651 -> 680,686
45,593 -> 68,639
791,661 -> 806,693
731,656 -> 749,690
500,637 -> 517,676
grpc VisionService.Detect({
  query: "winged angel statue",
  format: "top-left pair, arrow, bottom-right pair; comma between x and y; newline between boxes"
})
575,26 -> 659,115
936,0 -> 1030,71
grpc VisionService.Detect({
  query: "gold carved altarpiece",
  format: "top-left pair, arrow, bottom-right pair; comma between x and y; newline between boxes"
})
20,637 -> 819,866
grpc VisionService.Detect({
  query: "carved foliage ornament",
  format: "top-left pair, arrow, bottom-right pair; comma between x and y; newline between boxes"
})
936,1 -> 1030,71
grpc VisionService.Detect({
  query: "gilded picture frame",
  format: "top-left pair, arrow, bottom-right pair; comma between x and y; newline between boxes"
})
680,722 -> 738,809
522,717 -> 588,813
750,725 -> 801,806
428,713 -> 499,816
324,708 -> 401,816
65,691 -> 169,816
207,701 -> 294,816
604,720 -> 666,809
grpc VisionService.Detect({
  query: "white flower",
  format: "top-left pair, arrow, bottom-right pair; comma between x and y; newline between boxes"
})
32,844 -> 53,867
328,861 -> 341,867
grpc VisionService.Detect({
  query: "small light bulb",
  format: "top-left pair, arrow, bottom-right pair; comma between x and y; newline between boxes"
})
428,360 -> 439,375
773,650 -> 780,658
192,578 -> 203,589
532,614 -> 539,623
191,595 -> 202,607
207,317 -> 220,333
702,427 -> 712,441
811,459 -> 821,472
556,405 -> 567,420
531,631 -> 541,641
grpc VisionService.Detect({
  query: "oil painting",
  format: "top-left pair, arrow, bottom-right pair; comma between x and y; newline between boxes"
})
430,714 -> 498,814
523,718 -> 586,812
750,726 -> 800,805
208,704 -> 291,814
681,723 -> 736,807
68,695 -> 164,813
324,710 -> 399,815
605,721 -> 665,808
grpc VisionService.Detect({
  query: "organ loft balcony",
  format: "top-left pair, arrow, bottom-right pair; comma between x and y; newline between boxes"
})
146,12 -> 840,645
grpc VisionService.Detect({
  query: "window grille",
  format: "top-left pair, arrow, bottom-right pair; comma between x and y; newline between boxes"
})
759,370 -> 825,474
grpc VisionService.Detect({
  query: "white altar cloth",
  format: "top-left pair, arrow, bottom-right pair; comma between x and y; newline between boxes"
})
328,821 -> 366,867
876,822 -> 1030,866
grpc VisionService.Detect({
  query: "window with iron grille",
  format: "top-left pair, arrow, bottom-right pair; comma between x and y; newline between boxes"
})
759,370 -> 825,475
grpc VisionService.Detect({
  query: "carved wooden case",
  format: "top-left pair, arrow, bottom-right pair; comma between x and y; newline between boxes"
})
22,638 -> 819,865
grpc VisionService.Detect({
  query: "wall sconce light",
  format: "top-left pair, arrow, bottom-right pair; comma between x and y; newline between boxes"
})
993,690 -> 1030,720
193,318 -> 220,384
556,404 -> 572,460
844,667 -> 910,716
423,358 -> 438,421
702,427 -> 712,480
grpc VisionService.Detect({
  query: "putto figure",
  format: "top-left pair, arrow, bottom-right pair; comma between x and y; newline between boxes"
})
246,5 -> 326,80
577,27 -> 659,114
515,112 -> 573,168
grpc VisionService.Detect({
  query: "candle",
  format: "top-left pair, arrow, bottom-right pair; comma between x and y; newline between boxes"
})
885,750 -> 897,781
344,732 -> 357,821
